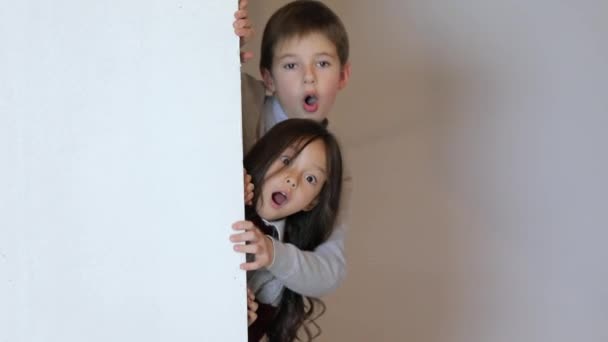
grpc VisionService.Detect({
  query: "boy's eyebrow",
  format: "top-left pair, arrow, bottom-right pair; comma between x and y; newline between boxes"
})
276,52 -> 338,60
314,52 -> 338,59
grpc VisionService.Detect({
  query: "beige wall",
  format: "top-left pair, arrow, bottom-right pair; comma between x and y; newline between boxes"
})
244,1 -> 607,341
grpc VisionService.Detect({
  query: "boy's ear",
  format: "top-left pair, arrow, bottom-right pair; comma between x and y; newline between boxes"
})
338,62 -> 352,90
303,197 -> 319,212
261,68 -> 276,94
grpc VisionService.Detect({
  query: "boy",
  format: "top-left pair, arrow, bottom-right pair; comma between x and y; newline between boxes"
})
232,0 -> 352,299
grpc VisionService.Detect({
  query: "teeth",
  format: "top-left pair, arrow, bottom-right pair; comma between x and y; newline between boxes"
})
305,96 -> 317,105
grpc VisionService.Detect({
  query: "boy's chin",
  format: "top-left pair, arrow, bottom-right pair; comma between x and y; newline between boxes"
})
288,111 -> 328,123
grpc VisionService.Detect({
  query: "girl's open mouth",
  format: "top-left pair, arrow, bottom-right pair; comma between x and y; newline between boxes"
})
271,191 -> 288,207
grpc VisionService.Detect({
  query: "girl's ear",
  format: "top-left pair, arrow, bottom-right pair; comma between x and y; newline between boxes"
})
303,197 -> 319,212
261,68 -> 276,95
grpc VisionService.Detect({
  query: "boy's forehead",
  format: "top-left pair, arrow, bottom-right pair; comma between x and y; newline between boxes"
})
273,32 -> 338,56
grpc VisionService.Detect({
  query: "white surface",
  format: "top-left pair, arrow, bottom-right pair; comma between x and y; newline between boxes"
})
0,1 -> 246,341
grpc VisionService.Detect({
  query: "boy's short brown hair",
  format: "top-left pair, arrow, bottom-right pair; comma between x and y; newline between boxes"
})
260,0 -> 349,72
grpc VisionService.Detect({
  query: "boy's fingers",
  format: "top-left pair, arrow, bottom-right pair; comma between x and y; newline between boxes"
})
239,0 -> 248,10
233,18 -> 250,29
240,51 -> 254,64
235,28 -> 254,39
234,10 -> 245,19
233,17 -> 251,29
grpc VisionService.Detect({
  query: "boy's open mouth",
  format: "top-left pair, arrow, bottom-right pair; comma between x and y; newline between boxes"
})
271,191 -> 288,207
303,94 -> 319,113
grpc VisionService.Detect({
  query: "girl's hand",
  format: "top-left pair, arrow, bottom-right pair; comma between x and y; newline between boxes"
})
230,220 -> 274,270
247,288 -> 258,326
234,0 -> 254,64
243,168 -> 254,205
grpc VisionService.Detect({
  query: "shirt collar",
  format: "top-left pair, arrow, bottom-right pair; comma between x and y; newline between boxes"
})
271,97 -> 289,124
261,217 -> 286,241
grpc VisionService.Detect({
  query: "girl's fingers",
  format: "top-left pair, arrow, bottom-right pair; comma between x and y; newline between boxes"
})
240,261 -> 263,271
230,231 -> 258,243
248,311 -> 257,326
232,220 -> 254,230
234,243 -> 262,254
248,298 -> 258,310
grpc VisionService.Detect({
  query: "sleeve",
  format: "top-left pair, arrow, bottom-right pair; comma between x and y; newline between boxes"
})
267,171 -> 354,298
267,223 -> 347,297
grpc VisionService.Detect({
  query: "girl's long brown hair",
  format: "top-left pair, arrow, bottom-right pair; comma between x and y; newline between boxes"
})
244,119 -> 343,341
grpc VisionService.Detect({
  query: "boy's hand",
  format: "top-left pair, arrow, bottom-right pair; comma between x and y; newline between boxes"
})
231,220 -> 274,270
234,0 -> 254,64
247,288 -> 259,326
243,168 -> 254,205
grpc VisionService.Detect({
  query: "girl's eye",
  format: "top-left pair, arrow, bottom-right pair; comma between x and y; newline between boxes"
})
280,156 -> 291,165
283,63 -> 296,70
305,175 -> 317,184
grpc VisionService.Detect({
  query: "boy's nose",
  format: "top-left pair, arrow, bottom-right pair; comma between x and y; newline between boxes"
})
304,67 -> 316,84
304,75 -> 316,84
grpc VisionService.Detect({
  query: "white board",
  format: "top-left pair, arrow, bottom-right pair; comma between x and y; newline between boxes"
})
0,1 -> 246,341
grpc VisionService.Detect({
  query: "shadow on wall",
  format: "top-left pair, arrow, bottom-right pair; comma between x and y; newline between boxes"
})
247,1 -> 608,342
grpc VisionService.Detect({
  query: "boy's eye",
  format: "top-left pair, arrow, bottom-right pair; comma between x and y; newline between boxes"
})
280,156 -> 291,165
317,61 -> 331,68
283,63 -> 297,70
305,175 -> 317,185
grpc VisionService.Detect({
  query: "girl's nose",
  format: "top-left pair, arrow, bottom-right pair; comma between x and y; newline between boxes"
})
286,178 -> 297,188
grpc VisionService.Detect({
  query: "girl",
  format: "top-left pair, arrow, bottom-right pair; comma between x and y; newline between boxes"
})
232,118 -> 343,341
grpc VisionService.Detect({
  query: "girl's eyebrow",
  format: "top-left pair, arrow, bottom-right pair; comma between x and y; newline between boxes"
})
311,164 -> 327,175
283,146 -> 297,154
